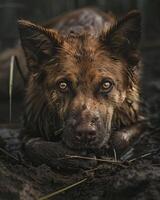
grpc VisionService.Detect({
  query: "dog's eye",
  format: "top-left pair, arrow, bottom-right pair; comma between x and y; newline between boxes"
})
58,81 -> 69,92
100,80 -> 113,93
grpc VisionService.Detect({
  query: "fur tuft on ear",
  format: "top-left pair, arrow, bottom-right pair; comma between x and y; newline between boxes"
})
100,10 -> 141,66
18,20 -> 62,72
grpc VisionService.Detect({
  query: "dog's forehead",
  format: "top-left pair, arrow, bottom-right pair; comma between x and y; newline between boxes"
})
59,38 -> 126,81
61,36 -> 96,62
46,35 -> 127,85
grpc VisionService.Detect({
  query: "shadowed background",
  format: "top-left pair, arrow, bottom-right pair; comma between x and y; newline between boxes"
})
0,2 -> 160,200
0,0 -> 160,123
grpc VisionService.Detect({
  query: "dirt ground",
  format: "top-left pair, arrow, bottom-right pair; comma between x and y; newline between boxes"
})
0,47 -> 160,200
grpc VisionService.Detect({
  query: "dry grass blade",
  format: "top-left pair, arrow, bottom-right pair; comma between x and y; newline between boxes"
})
113,148 -> 117,161
128,152 -> 152,163
38,178 -> 87,200
9,56 -> 15,123
65,155 -> 127,168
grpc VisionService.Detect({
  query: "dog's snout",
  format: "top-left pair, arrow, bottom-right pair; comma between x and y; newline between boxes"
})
75,125 -> 97,142
63,95 -> 106,149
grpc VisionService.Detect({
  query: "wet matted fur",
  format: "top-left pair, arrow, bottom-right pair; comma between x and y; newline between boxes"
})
18,8 -> 143,151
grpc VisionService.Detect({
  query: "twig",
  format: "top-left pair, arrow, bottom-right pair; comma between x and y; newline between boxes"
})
0,147 -> 19,162
64,155 -> 127,168
84,166 -> 101,173
0,147 -> 30,168
38,178 -> 87,200
128,152 -> 152,163
54,127 -> 64,136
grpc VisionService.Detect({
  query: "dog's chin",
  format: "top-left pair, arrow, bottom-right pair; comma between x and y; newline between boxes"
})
64,143 -> 101,151
62,136 -> 107,151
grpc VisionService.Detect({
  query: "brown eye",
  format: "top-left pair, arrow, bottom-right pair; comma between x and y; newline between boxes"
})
100,80 -> 113,93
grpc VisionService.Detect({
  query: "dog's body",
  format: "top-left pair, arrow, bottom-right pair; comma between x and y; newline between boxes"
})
18,8 -> 144,167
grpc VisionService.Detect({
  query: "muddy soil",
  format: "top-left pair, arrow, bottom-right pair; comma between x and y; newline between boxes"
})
0,48 -> 160,200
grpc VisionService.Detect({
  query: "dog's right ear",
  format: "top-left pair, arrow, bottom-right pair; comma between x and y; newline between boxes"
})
18,20 -> 62,72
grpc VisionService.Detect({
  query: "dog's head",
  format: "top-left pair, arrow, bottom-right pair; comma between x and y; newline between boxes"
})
18,11 -> 141,150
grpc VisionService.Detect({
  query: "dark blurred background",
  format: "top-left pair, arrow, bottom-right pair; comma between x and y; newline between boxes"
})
0,0 -> 160,124
0,0 -> 160,50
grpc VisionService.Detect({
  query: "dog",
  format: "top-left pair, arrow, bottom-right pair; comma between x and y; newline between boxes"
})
18,8 -> 145,168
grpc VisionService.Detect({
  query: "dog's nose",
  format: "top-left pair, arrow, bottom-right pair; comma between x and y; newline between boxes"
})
75,125 -> 97,142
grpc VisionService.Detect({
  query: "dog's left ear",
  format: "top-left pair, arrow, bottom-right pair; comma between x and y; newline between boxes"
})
100,10 -> 141,66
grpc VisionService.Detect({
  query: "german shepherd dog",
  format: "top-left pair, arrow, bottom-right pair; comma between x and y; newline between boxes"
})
18,8 -> 144,168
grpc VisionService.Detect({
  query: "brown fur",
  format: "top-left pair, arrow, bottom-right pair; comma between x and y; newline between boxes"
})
18,8 -> 142,150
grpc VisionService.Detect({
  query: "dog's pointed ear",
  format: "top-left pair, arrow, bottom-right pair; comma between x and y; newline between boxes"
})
100,10 -> 141,66
18,20 -> 62,72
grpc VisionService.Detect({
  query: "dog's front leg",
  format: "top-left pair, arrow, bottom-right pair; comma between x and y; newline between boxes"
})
24,138 -> 97,170
110,121 -> 147,153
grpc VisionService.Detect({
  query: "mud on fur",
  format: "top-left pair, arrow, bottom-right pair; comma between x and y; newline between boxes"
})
18,8 -> 145,153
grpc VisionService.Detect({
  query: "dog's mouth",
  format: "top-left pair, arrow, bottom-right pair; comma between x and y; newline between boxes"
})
61,127 -> 110,151
52,113 -> 112,150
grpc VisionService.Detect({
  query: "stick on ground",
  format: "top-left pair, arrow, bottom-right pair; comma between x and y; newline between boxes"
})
38,178 -> 87,200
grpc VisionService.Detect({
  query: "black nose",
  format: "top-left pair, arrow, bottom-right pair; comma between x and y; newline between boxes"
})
75,125 -> 97,142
